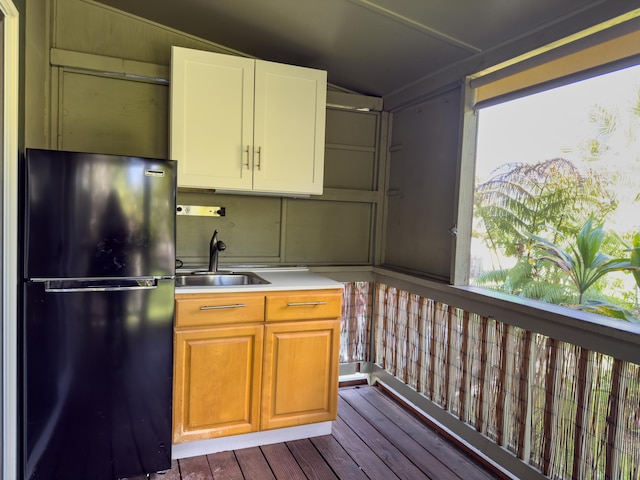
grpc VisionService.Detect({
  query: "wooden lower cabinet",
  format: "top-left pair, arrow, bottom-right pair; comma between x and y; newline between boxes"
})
261,319 -> 340,430
173,288 -> 342,443
173,324 -> 264,443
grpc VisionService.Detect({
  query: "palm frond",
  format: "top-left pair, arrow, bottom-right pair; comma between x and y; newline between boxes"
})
631,233 -> 640,288
579,300 -> 640,323
474,269 -> 508,287
520,281 -> 571,304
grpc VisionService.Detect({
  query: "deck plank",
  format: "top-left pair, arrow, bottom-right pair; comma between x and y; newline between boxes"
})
341,387 -> 467,479
178,455 -> 213,480
207,451 -> 244,480
261,443 -> 308,479
310,433 -> 370,480
286,438 -> 339,480
152,459 -> 181,480
165,385 -> 502,480
128,459 -> 181,480
234,447 -> 276,480
352,386 -> 498,480
331,416 -> 401,480
338,396 -> 432,480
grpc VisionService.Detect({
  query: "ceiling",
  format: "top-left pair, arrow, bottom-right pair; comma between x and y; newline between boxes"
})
94,0 -> 634,99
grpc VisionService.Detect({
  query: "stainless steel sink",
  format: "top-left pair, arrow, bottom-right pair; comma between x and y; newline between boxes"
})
175,271 -> 270,287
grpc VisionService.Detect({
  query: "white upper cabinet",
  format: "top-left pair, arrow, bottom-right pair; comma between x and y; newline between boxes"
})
170,47 -> 327,195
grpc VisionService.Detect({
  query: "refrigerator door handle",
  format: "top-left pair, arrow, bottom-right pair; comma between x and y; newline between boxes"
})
43,278 -> 159,293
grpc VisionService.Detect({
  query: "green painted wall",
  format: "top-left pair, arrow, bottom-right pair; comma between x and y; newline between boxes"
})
24,0 -> 384,268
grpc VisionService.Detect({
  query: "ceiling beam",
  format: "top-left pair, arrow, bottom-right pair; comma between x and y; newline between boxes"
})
347,0 -> 482,54
383,0 -> 640,111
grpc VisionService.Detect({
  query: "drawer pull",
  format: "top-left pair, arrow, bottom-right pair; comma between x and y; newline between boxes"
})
287,301 -> 327,307
200,303 -> 246,310
243,145 -> 251,169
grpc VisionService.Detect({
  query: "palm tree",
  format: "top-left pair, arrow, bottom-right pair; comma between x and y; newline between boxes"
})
618,232 -> 640,316
532,218 -> 640,305
473,158 -> 617,298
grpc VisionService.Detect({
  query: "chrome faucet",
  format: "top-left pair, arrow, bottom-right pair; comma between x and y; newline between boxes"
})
208,229 -> 226,273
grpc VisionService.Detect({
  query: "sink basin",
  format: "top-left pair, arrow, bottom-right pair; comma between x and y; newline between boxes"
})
175,272 -> 270,287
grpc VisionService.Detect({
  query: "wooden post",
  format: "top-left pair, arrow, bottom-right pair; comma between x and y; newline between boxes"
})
375,283 -> 387,367
542,338 -> 560,476
427,299 -> 438,401
495,322 -> 509,446
475,316 -> 489,433
605,358 -> 625,480
459,310 -> 471,422
406,293 -> 420,390
444,305 -> 454,410
417,297 -> 429,395
571,347 -> 592,480
516,330 -> 533,461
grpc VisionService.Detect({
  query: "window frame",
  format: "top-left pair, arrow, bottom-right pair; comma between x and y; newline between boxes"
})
454,17 -> 640,294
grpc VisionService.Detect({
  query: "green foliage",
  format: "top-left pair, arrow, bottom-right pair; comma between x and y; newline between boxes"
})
579,300 -> 640,323
578,95 -> 640,164
583,105 -> 618,160
473,82 -> 640,320
474,158 -> 617,265
475,257 -> 572,303
630,232 -> 640,288
474,259 -> 532,295
532,218 -> 640,306
520,280 -> 569,304
473,158 -> 618,304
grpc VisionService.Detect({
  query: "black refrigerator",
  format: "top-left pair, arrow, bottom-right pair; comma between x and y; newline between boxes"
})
21,149 -> 177,480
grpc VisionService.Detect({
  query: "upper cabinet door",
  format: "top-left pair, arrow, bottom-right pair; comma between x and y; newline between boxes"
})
253,61 -> 327,196
170,47 -> 326,195
171,47 -> 254,190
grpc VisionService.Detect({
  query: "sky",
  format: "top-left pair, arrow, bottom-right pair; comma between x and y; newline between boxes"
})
474,62 -> 640,232
476,63 -> 640,179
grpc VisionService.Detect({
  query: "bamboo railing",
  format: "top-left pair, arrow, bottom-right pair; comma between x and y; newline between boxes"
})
339,281 -> 372,363
339,280 -> 640,480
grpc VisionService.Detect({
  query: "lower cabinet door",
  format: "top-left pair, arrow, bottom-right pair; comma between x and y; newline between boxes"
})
261,319 -> 340,430
173,324 -> 264,443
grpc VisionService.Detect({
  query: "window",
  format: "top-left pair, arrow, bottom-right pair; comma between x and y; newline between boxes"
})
470,63 -> 640,321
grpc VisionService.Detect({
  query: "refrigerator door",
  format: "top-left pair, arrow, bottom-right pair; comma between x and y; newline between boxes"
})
23,278 -> 174,480
24,149 -> 176,279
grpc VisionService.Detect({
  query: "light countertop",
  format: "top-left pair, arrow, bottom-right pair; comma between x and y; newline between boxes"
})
174,267 -> 344,295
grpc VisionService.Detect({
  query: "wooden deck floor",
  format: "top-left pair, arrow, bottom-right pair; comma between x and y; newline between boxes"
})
133,384 -> 501,480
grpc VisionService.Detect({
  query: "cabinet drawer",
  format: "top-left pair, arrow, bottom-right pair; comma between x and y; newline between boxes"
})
265,289 -> 342,322
175,293 -> 265,327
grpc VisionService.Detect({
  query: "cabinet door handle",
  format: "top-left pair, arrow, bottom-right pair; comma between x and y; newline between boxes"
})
244,145 -> 251,169
255,146 -> 262,170
200,303 -> 246,310
287,301 -> 327,307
